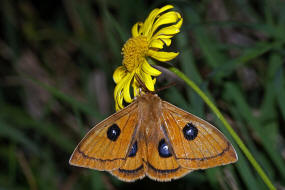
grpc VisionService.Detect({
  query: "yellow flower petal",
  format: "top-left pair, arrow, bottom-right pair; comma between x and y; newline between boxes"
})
149,12 -> 181,38
114,73 -> 130,100
153,25 -> 180,37
149,39 -> 164,49
123,72 -> 135,103
115,90 -> 123,110
155,12 -> 181,26
142,5 -> 174,37
115,92 -> 124,111
141,60 -> 161,76
149,38 -> 172,49
131,22 -> 143,37
160,38 -> 172,46
139,70 -> 155,91
148,50 -> 179,62
115,104 -> 120,111
153,77 -> 156,84
132,79 -> 140,97
152,18 -> 183,40
113,66 -> 127,84
142,10 -> 159,37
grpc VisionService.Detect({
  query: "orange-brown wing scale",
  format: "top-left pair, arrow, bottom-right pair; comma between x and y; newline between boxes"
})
162,101 -> 238,169
143,121 -> 192,181
69,102 -> 139,171
70,93 -> 237,182
110,139 -> 145,182
110,118 -> 192,182
111,93 -> 193,182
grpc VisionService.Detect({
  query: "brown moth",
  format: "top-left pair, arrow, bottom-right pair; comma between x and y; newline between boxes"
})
69,93 -> 238,182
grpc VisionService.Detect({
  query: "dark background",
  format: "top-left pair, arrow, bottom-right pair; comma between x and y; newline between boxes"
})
1,0 -> 285,189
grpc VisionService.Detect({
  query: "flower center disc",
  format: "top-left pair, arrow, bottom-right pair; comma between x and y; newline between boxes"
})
122,36 -> 148,72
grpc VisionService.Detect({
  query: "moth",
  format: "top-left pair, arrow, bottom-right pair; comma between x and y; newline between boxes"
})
69,93 -> 238,182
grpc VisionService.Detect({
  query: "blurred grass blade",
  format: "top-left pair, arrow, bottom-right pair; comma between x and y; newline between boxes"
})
235,148 -> 265,190
0,120 -> 39,154
183,7 -> 225,68
177,32 -> 205,117
210,42 -> 278,79
29,78 -> 104,119
224,83 -> 285,181
274,68 -> 285,119
0,104 -> 75,152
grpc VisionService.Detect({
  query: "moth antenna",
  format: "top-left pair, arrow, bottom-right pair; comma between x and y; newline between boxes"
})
155,82 -> 177,93
134,74 -> 176,94
134,74 -> 155,94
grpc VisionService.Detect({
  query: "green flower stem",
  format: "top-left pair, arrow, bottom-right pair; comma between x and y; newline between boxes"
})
154,61 -> 275,190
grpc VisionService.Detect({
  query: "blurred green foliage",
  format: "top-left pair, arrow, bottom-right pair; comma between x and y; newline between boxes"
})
0,0 -> 285,189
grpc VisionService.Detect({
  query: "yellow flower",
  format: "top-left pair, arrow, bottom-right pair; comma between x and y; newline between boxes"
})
113,5 -> 183,110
